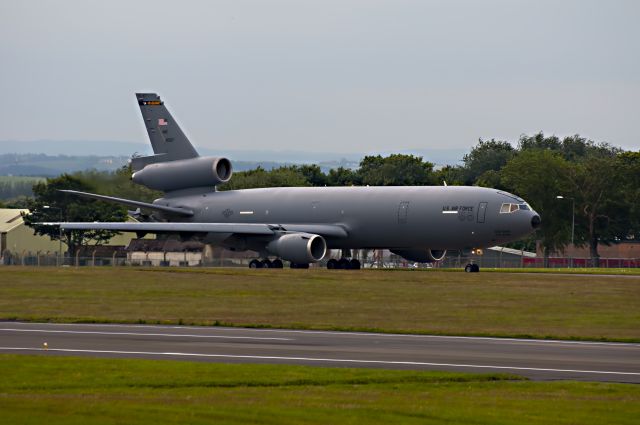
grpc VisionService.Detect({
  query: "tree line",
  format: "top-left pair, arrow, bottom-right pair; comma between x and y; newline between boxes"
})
5,132 -> 639,264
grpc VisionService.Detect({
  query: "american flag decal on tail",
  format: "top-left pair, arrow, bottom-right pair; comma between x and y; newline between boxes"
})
158,118 -> 168,126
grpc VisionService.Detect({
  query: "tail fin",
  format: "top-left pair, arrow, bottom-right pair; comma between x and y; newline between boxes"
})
132,93 -> 199,171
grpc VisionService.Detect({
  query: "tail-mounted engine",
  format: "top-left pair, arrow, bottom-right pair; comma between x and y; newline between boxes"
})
132,156 -> 232,192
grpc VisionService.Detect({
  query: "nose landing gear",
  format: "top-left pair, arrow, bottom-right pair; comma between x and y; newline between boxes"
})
464,263 -> 480,273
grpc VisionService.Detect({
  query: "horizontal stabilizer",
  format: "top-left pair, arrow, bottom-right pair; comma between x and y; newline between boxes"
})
59,190 -> 193,217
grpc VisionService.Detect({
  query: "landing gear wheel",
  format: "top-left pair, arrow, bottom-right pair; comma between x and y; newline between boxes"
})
349,259 -> 361,270
261,259 -> 273,268
272,259 -> 284,269
337,258 -> 350,269
327,259 -> 338,269
464,264 -> 480,273
249,259 -> 262,269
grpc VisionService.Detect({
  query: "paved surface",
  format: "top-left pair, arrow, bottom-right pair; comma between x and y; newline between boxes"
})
1,322 -> 639,383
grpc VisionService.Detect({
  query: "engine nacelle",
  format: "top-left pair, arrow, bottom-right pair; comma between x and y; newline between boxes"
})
266,233 -> 327,264
391,248 -> 447,263
132,156 -> 232,192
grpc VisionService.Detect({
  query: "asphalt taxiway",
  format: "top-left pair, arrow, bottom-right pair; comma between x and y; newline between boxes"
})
1,322 -> 638,383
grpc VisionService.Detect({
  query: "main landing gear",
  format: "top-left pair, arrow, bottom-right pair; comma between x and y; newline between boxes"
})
249,259 -> 284,269
326,250 -> 361,270
326,258 -> 361,270
464,263 -> 480,273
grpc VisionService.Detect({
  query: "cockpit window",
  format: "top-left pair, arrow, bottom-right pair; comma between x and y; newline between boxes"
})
500,203 -> 530,213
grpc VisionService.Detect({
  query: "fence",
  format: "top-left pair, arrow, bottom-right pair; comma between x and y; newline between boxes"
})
2,251 -> 639,269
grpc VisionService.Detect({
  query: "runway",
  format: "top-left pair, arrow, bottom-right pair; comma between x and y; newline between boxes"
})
1,322 -> 639,383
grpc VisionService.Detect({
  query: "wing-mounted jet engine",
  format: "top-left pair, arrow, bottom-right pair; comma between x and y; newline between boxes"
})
266,233 -> 327,264
390,248 -> 447,263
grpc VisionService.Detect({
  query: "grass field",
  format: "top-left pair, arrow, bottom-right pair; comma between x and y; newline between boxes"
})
479,267 -> 640,275
1,354 -> 638,425
1,267 -> 639,341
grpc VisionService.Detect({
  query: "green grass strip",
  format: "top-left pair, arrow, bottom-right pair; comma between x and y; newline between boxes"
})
1,355 -> 639,425
1,267 -> 639,342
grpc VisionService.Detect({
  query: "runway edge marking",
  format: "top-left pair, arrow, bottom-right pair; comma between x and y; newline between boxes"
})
5,322 -> 639,347
1,347 -> 639,377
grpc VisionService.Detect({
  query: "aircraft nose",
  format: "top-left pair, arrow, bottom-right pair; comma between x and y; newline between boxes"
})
531,214 -> 541,229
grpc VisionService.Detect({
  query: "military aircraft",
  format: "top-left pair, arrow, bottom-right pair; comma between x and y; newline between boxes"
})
49,93 -> 540,271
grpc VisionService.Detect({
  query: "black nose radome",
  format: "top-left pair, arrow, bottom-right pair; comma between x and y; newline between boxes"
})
531,215 -> 541,229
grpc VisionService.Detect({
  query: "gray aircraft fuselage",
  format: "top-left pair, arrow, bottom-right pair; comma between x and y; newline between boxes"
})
158,185 -> 538,251
53,93 -> 540,266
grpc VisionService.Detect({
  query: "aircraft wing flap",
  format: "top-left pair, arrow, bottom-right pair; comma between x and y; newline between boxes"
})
43,222 -> 275,235
39,222 -> 349,238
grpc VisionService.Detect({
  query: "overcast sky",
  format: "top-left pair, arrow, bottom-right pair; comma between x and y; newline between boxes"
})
1,0 -> 638,155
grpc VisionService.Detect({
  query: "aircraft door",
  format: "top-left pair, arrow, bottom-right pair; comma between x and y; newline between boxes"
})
477,202 -> 488,223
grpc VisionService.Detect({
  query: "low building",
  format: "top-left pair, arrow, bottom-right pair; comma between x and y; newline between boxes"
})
127,238 -> 206,266
1,208 -> 147,264
1,209 -> 61,257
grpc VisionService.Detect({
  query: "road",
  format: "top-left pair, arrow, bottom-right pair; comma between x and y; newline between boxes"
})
1,322 -> 638,383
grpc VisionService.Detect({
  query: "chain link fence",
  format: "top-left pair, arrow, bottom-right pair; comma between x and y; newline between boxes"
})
2,250 -> 639,269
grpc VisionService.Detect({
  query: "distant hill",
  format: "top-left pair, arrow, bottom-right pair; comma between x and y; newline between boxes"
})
0,154 -> 302,177
0,140 -> 465,166
0,154 -> 130,176
0,140 -> 151,157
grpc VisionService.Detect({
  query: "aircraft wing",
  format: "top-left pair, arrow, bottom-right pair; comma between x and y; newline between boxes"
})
40,222 -> 348,238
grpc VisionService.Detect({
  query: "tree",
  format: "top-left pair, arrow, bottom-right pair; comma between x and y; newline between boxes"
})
501,150 -> 572,265
220,166 -> 310,190
518,132 -> 562,152
519,132 -> 622,161
462,139 -> 515,185
327,167 -> 361,186
618,151 -> 640,238
433,165 -> 465,186
22,174 -> 127,257
566,155 -> 631,266
293,164 -> 328,187
75,166 -> 163,203
357,154 -> 436,186
475,169 -> 507,190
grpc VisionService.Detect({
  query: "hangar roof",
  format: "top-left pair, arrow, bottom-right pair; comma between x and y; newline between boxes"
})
0,209 -> 29,233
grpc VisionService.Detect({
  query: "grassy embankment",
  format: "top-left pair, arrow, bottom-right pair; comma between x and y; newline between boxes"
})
1,354 -> 639,425
1,267 -> 639,342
